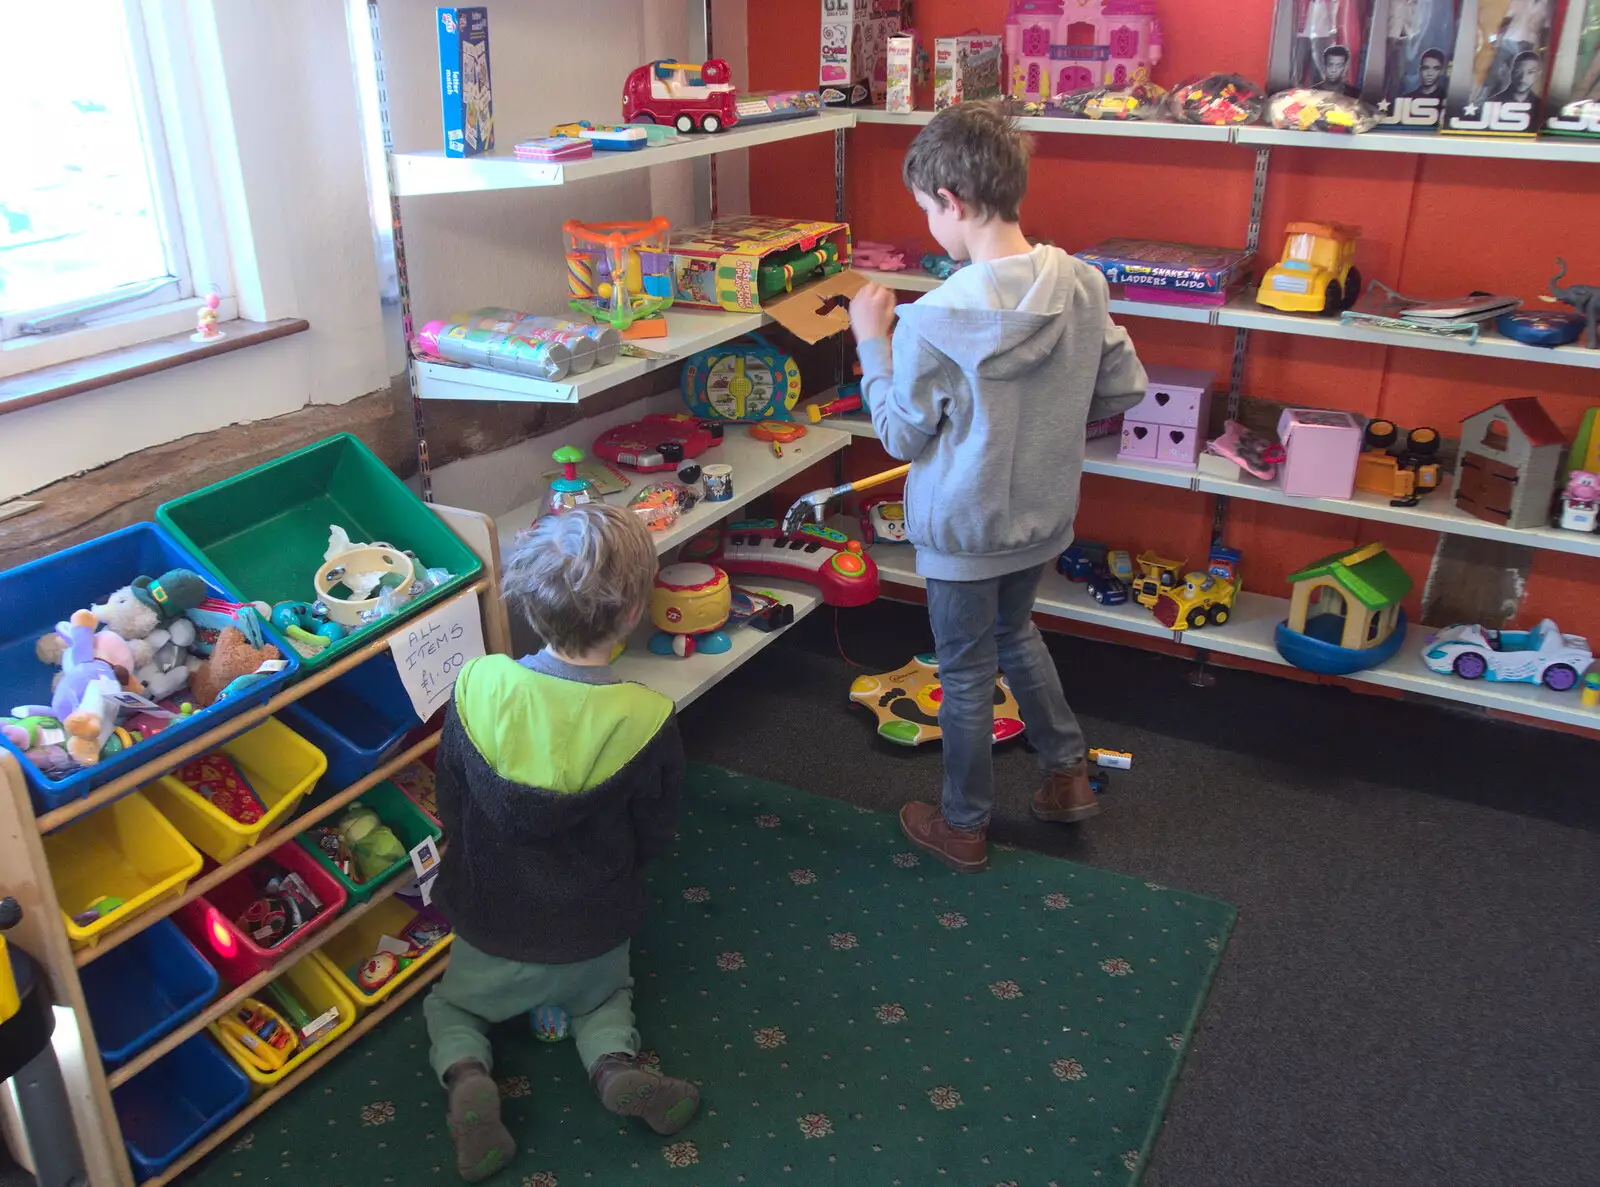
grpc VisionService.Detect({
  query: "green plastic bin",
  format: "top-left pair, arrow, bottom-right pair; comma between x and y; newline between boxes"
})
154,434 -> 481,670
294,781 -> 442,905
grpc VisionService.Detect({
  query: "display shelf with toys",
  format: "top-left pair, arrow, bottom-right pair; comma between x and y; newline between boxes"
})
851,105 -> 1236,142
390,107 -> 855,195
1235,123 -> 1600,162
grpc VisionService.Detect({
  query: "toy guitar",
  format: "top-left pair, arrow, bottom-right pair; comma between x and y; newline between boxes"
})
681,520 -> 879,607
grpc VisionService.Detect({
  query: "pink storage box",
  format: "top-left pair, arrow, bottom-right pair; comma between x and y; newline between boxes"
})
1276,409 -> 1364,498
1124,366 -> 1215,428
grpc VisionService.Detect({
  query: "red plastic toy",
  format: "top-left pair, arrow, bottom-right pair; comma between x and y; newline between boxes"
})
681,520 -> 880,607
623,59 -> 739,134
591,413 -> 721,472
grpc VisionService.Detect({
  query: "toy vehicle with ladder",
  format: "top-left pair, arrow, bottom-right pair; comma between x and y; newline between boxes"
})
623,59 -> 739,134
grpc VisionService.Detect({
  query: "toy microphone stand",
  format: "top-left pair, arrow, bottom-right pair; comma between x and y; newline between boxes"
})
0,897 -> 89,1187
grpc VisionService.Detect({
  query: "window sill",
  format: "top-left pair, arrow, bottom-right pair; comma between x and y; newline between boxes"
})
0,318 -> 311,418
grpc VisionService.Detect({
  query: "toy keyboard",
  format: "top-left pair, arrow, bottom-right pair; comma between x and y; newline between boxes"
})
681,519 -> 879,607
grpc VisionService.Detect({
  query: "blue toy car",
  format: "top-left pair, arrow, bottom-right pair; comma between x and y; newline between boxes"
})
1057,541 -> 1107,582
1087,572 -> 1130,605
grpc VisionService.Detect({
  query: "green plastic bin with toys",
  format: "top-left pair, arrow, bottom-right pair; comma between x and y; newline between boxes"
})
154,434 -> 482,671
294,781 -> 442,906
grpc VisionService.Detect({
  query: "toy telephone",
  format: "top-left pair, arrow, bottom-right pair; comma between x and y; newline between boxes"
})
681,334 -> 802,423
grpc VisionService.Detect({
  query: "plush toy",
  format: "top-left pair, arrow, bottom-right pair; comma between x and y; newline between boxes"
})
0,715 -> 75,776
130,568 -> 207,623
131,621 -> 201,701
88,587 -> 160,644
337,802 -> 407,880
12,611 -> 132,765
188,626 -> 282,707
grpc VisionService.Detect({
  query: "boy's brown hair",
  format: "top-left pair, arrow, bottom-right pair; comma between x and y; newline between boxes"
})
501,503 -> 656,656
902,100 -> 1033,223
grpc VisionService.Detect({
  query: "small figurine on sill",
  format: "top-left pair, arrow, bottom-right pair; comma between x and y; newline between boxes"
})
191,291 -> 224,342
1559,470 -> 1600,532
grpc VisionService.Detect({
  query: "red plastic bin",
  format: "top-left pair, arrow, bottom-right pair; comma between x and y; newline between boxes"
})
174,845 -> 348,986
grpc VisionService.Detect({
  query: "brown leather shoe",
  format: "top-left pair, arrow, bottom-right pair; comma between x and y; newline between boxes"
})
899,801 -> 988,873
1032,760 -> 1102,823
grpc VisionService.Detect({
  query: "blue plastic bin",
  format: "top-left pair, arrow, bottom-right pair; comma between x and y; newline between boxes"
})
80,920 -> 220,1068
277,654 -> 420,799
112,1033 -> 250,1179
0,523 -> 302,814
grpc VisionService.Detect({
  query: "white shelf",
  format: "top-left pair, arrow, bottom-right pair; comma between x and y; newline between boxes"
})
868,540 -> 1175,640
612,577 -> 821,708
1236,124 -> 1600,164
857,268 -> 942,292
852,107 -> 1234,143
392,111 -> 855,196
1194,592 -> 1600,730
495,424 -> 853,559
415,307 -> 771,404
1216,291 -> 1600,371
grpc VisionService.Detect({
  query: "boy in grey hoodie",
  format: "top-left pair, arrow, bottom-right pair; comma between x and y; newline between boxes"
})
850,101 -> 1147,873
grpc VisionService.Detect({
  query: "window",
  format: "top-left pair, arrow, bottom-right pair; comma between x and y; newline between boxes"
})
0,0 -> 191,341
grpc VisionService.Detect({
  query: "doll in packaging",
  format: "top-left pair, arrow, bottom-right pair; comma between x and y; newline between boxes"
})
1297,0 -> 1372,95
1374,0 -> 1461,128
1444,0 -> 1553,134
1546,0 -> 1600,136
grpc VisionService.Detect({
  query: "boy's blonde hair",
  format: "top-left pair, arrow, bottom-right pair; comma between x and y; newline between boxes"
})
502,503 -> 656,656
902,100 -> 1033,222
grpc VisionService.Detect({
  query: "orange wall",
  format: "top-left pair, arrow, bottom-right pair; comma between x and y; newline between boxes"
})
745,2 -> 1600,639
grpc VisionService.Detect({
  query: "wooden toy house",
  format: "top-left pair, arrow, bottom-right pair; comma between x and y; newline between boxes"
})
1276,542 -> 1413,674
1453,398 -> 1566,529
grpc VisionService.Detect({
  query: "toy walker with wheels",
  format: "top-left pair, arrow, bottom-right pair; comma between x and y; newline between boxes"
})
648,563 -> 733,658
563,217 -> 675,330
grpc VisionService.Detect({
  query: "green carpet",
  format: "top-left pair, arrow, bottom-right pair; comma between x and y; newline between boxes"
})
183,765 -> 1234,1187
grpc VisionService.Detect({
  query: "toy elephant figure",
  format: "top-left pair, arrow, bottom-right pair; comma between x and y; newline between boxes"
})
1548,259 -> 1600,350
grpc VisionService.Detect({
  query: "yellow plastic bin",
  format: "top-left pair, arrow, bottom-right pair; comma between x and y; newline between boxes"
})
43,792 -> 204,950
311,897 -> 453,1012
145,717 -> 327,863
210,952 -> 357,1093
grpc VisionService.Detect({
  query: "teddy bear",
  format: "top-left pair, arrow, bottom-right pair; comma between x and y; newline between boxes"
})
188,626 -> 282,707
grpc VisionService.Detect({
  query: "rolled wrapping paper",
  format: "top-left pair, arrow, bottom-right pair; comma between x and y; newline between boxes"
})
458,306 -> 623,367
417,321 -> 571,381
445,311 -> 597,373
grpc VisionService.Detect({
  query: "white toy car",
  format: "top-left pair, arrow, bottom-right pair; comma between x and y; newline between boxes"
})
1420,619 -> 1592,691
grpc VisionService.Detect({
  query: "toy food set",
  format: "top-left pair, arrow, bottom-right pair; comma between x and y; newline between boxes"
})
820,0 -> 906,107
1355,420 -> 1442,506
1168,73 -> 1269,123
1277,408 -> 1365,497
737,89 -> 825,125
886,33 -> 915,112
1269,87 -> 1381,130
1152,545 -> 1242,631
682,334 -> 802,423
1074,239 -> 1254,306
623,58 -> 738,133
514,135 -> 591,162
1004,0 -> 1164,102
437,7 -> 493,158
0,525 -> 305,809
1452,397 -> 1565,528
1275,542 -> 1411,674
1545,258 -> 1600,348
647,563 -> 733,658
451,306 -> 623,368
668,215 -> 851,315
593,413 -> 722,472
1051,81 -> 1169,120
1118,365 -> 1215,469
1546,0 -> 1600,137
1203,420 -> 1287,481
1257,222 -> 1362,314
563,216 -> 675,331
682,520 -> 880,607
934,35 -> 1004,110
850,654 -> 1025,747
1265,0 -> 1375,99
1444,0 -> 1554,136
629,481 -> 699,532
1370,0 -> 1461,130
1420,618 -> 1590,688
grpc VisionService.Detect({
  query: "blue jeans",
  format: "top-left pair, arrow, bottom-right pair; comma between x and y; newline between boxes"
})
926,564 -> 1085,831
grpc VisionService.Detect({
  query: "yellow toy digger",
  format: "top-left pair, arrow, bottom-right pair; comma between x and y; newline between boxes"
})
1257,221 -> 1362,315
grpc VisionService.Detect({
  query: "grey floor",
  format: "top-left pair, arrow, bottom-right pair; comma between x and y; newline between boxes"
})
679,600 -> 1600,1187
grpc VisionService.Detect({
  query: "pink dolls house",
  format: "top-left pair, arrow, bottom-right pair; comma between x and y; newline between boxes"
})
1004,0 -> 1164,102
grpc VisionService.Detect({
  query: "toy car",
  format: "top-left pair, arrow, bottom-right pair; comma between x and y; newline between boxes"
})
1057,541 -> 1107,582
1132,551 -> 1183,608
1420,619 -> 1592,691
1106,549 -> 1134,581
1153,569 -> 1238,630
623,59 -> 739,134
1257,221 -> 1362,316
1087,571 -> 1130,605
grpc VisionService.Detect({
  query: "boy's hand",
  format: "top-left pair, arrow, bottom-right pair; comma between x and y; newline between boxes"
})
848,283 -> 897,343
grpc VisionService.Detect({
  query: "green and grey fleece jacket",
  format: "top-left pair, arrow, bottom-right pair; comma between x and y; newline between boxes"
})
431,650 -> 684,965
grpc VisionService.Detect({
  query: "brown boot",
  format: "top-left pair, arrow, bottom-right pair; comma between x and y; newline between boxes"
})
898,801 -> 988,873
1032,760 -> 1102,823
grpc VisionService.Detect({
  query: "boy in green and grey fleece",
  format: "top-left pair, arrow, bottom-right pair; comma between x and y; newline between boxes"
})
850,102 -> 1148,873
424,505 -> 697,1182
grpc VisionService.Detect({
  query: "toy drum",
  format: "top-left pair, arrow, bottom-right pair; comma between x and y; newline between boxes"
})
702,464 -> 734,502
650,563 -> 731,637
315,546 -> 416,627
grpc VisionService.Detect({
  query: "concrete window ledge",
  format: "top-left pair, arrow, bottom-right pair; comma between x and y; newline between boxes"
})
0,318 -> 311,417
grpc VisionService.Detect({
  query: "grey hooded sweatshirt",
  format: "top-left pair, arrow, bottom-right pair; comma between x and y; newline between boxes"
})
857,244 -> 1147,582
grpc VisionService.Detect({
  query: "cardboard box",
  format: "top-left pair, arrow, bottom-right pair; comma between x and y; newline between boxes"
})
1277,409 -> 1364,498
1545,0 -> 1600,138
886,34 -> 915,114
1444,0 -> 1554,137
1265,0 -> 1377,102
934,35 -> 1004,110
438,7 -> 494,158
668,216 -> 854,326
820,0 -> 906,108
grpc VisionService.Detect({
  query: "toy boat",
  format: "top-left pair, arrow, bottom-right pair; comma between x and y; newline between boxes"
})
1275,608 -> 1408,675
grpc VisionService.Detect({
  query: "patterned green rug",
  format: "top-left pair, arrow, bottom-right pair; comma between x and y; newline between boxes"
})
182,765 -> 1234,1187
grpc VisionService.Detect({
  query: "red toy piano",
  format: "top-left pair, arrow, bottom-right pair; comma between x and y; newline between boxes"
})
681,520 -> 879,607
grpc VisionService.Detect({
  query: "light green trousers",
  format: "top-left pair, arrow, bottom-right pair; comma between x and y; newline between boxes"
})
423,937 -> 639,1084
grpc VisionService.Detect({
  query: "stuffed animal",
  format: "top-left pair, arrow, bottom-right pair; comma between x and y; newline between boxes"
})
12,611 -> 130,765
336,802 -> 408,880
189,626 -> 282,707
131,621 -> 201,701
89,568 -> 207,641
88,587 -> 160,644
0,715 -> 75,776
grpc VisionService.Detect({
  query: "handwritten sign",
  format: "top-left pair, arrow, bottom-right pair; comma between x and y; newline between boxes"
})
389,589 -> 485,720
